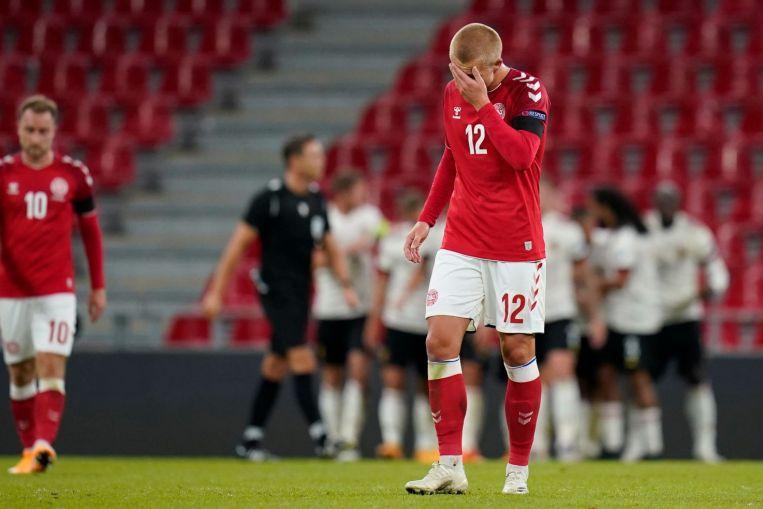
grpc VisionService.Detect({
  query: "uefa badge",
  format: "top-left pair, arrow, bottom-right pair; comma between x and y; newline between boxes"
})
50,177 -> 69,202
426,289 -> 438,307
494,103 -> 506,119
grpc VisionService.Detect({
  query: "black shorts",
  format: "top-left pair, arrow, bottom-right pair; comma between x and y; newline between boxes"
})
259,281 -> 310,356
316,317 -> 366,366
601,329 -> 655,373
535,319 -> 581,364
650,321 -> 706,385
382,328 -> 428,379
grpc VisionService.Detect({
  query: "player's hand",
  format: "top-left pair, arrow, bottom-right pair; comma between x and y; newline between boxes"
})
450,64 -> 490,110
343,287 -> 360,309
403,221 -> 430,264
201,291 -> 223,320
587,316 -> 607,349
88,288 -> 107,323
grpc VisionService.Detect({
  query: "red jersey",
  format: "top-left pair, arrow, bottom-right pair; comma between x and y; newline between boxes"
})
0,153 -> 95,297
420,67 -> 550,262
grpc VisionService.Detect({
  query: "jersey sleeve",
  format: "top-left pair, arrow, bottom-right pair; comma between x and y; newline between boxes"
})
70,159 -> 97,215
508,79 -> 550,139
242,189 -> 270,232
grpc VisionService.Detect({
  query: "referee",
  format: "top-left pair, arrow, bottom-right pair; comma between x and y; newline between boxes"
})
202,134 -> 359,460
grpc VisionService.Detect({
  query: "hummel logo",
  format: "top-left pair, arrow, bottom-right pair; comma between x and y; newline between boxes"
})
518,411 -> 533,425
431,411 -> 442,424
528,92 -> 542,103
526,81 -> 540,91
519,76 -> 536,83
512,72 -> 527,81
452,106 -> 461,119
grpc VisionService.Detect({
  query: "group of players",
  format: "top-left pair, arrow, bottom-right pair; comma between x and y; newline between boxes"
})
0,22 -> 728,497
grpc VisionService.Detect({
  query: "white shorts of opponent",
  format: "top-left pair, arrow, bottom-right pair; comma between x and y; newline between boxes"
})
0,293 -> 76,365
425,249 -> 546,335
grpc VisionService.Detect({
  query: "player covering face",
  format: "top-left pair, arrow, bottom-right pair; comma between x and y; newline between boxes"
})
403,23 -> 550,495
2,95 -> 107,474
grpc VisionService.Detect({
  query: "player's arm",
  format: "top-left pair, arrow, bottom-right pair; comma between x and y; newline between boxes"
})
573,258 -> 606,347
404,149 -> 455,263
450,64 -> 545,171
323,232 -> 360,309
202,221 -> 258,319
364,268 -> 390,350
74,197 -> 107,323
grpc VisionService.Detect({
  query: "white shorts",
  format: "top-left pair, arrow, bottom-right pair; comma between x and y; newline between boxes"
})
0,293 -> 76,365
425,249 -> 545,334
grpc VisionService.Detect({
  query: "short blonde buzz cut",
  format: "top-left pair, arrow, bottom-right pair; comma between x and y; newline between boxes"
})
449,23 -> 502,68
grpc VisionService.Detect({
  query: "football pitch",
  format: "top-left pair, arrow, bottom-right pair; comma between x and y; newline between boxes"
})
0,457 -> 760,508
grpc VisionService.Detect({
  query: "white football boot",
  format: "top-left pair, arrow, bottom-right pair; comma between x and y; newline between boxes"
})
405,462 -> 468,495
502,464 -> 529,495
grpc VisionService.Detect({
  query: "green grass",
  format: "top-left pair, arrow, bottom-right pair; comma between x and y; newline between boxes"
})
0,457 -> 761,508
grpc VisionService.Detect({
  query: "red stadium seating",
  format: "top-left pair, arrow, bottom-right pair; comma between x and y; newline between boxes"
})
112,0 -> 166,25
236,0 -> 288,29
198,17 -> 253,69
166,314 -> 212,346
230,317 -> 271,347
137,16 -> 191,64
76,18 -> 129,63
0,0 -> 43,24
86,139 -> 136,191
120,100 -> 175,149
175,0 -> 226,23
51,0 -> 104,26
12,16 -> 68,57
36,55 -> 91,104
98,55 -> 153,107
158,58 -> 213,108
0,55 -> 30,102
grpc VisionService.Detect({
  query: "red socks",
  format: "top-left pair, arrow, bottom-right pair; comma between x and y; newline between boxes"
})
10,383 -> 37,449
34,389 -> 66,444
505,357 -> 542,466
427,358 -> 467,457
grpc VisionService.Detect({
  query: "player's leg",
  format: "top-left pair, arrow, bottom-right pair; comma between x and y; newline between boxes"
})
376,328 -> 409,459
410,331 -> 438,463
1,297 -> 39,474
287,345 -> 330,456
29,294 -> 76,471
460,335 -> 485,463
337,318 -> 368,460
676,321 -> 722,462
237,352 -> 287,460
576,333 -> 602,458
491,259 -> 544,495
597,331 -> 625,458
406,250 -> 482,495
316,320 -> 345,448
623,334 -> 662,462
543,321 -> 583,461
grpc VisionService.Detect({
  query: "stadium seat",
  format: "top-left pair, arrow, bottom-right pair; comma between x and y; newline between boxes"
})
158,58 -> 213,108
12,16 -> 68,58
166,314 -> 212,346
120,100 -> 175,149
230,317 -> 271,347
74,97 -> 114,146
391,59 -> 447,103
112,0 -> 166,24
51,0 -> 104,26
137,16 -> 191,65
98,55 -> 153,107
76,18 -> 129,64
356,97 -> 409,146
198,17 -> 252,69
175,0 -> 226,23
86,139 -> 136,190
0,55 -> 30,102
236,0 -> 288,29
0,98 -> 18,138
578,15 -> 661,57
325,137 -> 370,176
36,55 -> 91,105
0,0 -> 43,24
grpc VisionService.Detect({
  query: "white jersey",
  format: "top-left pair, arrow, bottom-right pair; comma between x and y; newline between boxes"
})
378,222 -> 444,334
543,211 -> 588,322
645,211 -> 729,325
591,226 -> 662,335
313,203 -> 383,320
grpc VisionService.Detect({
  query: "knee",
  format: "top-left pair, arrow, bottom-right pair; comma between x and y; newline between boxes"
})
425,332 -> 459,361
261,354 -> 288,381
461,361 -> 483,386
34,353 -> 66,380
382,367 -> 405,390
8,360 -> 35,386
347,351 -> 368,383
322,366 -> 343,388
501,334 -> 535,366
287,347 -> 317,375
544,351 -> 575,381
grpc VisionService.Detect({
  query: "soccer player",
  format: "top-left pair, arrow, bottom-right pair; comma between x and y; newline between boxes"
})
2,95 -> 107,474
402,23 -> 550,495
645,182 -> 729,462
202,134 -> 358,460
313,170 -> 383,461
588,187 -> 662,462
366,190 -> 441,462
532,178 -> 604,462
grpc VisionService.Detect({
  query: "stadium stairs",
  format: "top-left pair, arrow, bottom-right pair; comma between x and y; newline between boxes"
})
84,0 -> 468,347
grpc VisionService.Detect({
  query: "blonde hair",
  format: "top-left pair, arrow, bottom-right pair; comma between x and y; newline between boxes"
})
449,23 -> 502,67
17,94 -> 59,123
